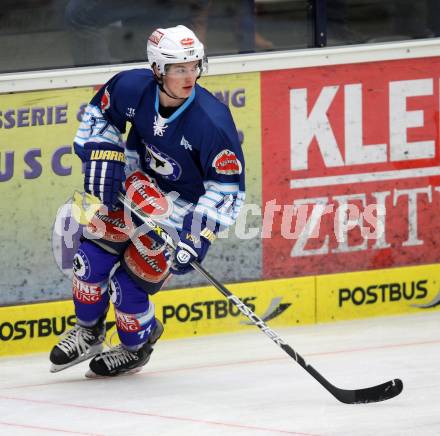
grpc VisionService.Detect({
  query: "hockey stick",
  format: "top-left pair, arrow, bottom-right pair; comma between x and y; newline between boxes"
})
117,192 -> 403,404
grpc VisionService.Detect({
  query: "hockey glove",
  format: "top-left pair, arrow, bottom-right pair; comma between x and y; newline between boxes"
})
170,213 -> 216,275
83,142 -> 125,209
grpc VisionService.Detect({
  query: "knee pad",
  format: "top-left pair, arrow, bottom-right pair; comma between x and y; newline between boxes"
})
83,208 -> 134,255
73,240 -> 119,283
109,267 -> 149,312
120,234 -> 170,295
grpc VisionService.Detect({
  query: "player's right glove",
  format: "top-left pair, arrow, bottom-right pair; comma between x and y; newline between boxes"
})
170,213 -> 216,275
83,142 -> 125,209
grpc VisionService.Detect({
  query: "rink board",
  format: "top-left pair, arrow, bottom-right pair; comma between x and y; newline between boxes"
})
316,263 -> 440,322
2,263 -> 440,357
0,277 -> 315,357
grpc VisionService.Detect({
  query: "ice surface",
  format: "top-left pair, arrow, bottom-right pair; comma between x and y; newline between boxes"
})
1,311 -> 439,435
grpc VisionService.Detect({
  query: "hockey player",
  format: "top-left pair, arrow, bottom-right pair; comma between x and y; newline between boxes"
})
49,25 -> 245,377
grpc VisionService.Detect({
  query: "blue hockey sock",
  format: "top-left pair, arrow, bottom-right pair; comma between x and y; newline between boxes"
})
109,267 -> 157,349
72,241 -> 118,325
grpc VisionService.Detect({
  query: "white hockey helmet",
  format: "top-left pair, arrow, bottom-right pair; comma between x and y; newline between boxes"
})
147,25 -> 207,76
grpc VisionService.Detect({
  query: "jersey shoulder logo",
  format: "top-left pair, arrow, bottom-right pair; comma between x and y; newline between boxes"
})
100,88 -> 110,112
212,149 -> 242,175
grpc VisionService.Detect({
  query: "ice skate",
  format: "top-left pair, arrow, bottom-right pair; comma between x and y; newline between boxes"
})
49,319 -> 106,373
86,318 -> 163,378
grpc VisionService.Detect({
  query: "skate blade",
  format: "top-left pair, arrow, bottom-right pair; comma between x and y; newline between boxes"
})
50,345 -> 104,373
85,367 -> 143,379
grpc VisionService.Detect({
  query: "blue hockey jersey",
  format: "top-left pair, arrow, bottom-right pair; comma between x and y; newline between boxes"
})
73,68 -> 245,232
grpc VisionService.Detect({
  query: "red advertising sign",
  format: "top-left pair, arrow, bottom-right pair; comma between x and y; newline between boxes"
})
261,57 -> 440,278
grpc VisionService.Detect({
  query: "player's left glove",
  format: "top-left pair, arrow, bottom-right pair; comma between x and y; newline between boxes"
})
170,213 -> 216,275
83,142 -> 125,209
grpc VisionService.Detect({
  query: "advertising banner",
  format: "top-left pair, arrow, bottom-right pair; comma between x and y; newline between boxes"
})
317,263 -> 440,322
0,72 -> 261,305
0,276 -> 315,356
2,264 -> 438,357
261,57 -> 440,278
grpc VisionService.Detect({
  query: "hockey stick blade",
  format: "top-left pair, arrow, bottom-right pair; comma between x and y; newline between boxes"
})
306,362 -> 403,403
337,378 -> 403,404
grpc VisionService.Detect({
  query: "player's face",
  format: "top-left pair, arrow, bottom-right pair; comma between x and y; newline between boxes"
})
163,61 -> 200,99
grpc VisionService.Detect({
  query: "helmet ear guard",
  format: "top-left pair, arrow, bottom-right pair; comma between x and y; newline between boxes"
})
146,25 -> 207,77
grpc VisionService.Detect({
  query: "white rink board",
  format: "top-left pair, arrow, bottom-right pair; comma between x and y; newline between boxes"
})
0,311 -> 438,436
2,38 -> 440,93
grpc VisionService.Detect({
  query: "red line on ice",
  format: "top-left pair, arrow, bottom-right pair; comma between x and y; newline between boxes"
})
3,338 -> 439,391
0,420 -> 103,436
0,395 -> 318,436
